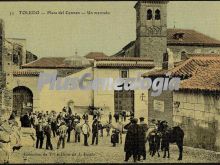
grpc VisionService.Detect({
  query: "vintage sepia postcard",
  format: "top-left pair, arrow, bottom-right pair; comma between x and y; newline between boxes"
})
0,0 -> 220,164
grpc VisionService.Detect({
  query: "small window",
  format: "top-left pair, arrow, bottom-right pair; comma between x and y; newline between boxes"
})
181,51 -> 187,60
173,32 -> 185,40
147,9 -> 152,20
210,50 -> 216,54
13,54 -> 19,64
155,9 -> 161,20
121,70 -> 128,78
174,101 -> 180,112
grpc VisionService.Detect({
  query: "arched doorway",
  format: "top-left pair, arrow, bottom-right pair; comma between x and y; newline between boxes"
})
13,86 -> 33,116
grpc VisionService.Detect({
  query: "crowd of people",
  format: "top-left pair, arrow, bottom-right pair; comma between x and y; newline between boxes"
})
18,107 -> 128,150
17,106 -> 164,162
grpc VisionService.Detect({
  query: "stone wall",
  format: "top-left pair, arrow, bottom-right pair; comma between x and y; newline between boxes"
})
1,88 -> 13,119
137,37 -> 167,67
1,38 -> 20,116
148,90 -> 173,125
0,72 -> 5,114
173,91 -> 220,151
0,19 -> 5,116
7,38 -> 27,66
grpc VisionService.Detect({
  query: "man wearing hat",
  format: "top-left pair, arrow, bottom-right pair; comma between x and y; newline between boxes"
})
66,118 -> 73,143
149,119 -> 157,129
57,121 -> 68,149
139,117 -> 148,133
138,117 -> 148,161
35,117 -> 44,149
82,112 -> 89,121
44,121 -> 53,150
74,119 -> 81,143
91,118 -> 99,145
82,120 -> 90,146
124,118 -> 140,162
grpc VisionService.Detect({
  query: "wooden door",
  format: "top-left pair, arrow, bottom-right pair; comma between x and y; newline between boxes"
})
114,90 -> 134,113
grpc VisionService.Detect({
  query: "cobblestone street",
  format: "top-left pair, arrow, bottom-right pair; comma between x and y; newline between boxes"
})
9,133 -> 220,163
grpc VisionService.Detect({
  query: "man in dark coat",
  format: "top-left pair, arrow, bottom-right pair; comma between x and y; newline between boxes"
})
91,119 -> 99,145
66,119 -> 73,143
114,112 -> 119,123
44,121 -> 53,150
111,129 -> 119,147
22,113 -> 31,127
122,110 -> 127,122
108,112 -> 112,123
124,118 -> 140,162
51,113 -> 57,137
20,115 -> 24,127
35,120 -> 44,149
138,117 -> 148,161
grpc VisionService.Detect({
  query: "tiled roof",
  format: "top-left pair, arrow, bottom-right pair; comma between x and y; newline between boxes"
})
21,56 -> 153,69
114,29 -> 220,56
180,63 -> 220,92
174,60 -> 185,67
94,57 -> 153,61
143,55 -> 220,92
22,57 -> 89,69
22,57 -> 66,68
143,54 -> 220,77
96,63 -> 155,69
55,63 -> 89,68
84,52 -> 108,59
167,29 -> 220,46
13,70 -> 41,76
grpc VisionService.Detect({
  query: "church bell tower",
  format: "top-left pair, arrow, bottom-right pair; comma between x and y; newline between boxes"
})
135,1 -> 168,68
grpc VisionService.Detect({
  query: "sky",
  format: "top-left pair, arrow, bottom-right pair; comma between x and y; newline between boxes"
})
0,1 -> 220,58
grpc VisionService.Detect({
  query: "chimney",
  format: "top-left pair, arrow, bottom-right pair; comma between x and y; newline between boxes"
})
162,48 -> 174,70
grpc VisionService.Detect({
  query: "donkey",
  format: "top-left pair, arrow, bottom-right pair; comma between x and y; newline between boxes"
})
158,121 -> 184,160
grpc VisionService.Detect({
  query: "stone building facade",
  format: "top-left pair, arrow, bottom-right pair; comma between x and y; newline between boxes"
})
0,19 -> 38,119
173,91 -> 220,151
134,1 -> 168,67
10,57 -> 154,119
143,55 -> 220,151
114,1 -> 220,65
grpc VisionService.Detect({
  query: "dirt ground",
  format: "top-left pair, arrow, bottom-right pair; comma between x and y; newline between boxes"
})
3,115 -> 219,163
9,131 -> 220,163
